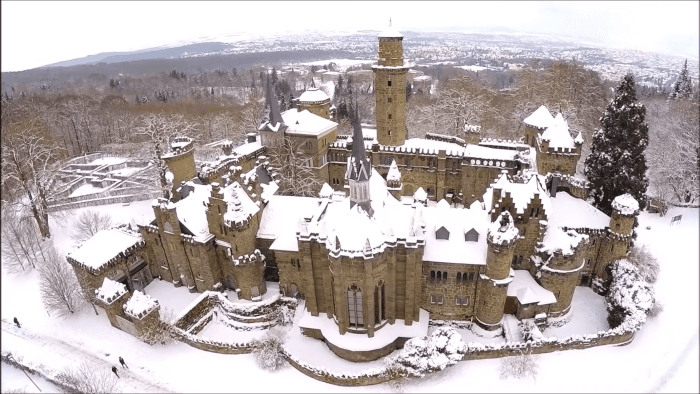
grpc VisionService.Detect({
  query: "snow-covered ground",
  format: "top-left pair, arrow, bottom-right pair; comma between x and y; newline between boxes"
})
68,183 -> 106,198
1,199 -> 698,392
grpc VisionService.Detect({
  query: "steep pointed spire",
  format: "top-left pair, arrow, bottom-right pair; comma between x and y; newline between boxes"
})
310,77 -> 316,88
348,105 -> 370,182
268,73 -> 284,127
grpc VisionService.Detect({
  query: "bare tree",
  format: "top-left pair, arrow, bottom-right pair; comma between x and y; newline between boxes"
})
1,206 -> 51,273
59,361 -> 120,394
135,112 -> 198,199
71,210 -> 113,243
433,75 -> 488,136
267,136 -> 322,197
37,246 -> 85,317
500,348 -> 539,381
627,245 -> 660,283
1,120 -> 62,238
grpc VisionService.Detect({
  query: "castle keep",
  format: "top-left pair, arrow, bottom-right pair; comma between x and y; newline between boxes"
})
67,26 -> 639,361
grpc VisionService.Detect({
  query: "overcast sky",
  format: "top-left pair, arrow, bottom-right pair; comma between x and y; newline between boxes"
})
2,1 -> 698,72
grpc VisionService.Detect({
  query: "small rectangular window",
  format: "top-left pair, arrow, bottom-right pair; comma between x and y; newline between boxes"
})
388,97 -> 392,103
388,80 -> 392,87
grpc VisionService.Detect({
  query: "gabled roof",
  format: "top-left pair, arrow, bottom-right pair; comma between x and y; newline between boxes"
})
523,105 -> 554,129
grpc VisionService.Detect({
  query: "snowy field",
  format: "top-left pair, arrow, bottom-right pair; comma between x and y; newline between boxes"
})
299,59 -> 375,68
1,199 -> 698,392
68,183 -> 107,198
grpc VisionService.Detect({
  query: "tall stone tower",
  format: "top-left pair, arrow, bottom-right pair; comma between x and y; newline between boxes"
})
372,21 -> 409,146
476,211 -> 518,331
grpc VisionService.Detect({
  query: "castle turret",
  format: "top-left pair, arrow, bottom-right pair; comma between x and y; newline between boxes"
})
297,87 -> 331,119
476,211 -> 518,331
346,106 -> 372,214
372,20 -> 409,146
162,137 -> 196,201
464,124 -> 481,145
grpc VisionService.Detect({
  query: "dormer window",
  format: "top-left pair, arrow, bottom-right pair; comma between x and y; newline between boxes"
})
465,228 -> 479,242
436,226 -> 450,240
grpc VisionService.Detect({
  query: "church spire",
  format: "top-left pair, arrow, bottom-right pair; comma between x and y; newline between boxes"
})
346,105 -> 372,214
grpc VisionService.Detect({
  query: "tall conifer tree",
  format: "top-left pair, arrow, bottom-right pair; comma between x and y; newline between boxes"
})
584,73 -> 649,217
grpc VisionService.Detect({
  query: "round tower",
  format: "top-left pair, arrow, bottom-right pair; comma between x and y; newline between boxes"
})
162,137 -> 196,201
609,194 -> 639,236
372,22 -> 408,146
476,211 -> 518,331
298,88 -> 331,119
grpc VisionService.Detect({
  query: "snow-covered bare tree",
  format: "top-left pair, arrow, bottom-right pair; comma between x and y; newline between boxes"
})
59,361 -> 119,394
1,119 -> 63,238
499,348 -> 539,381
433,75 -> 487,136
605,259 -> 655,330
135,112 -> 197,199
0,206 -> 51,273
250,327 -> 287,371
37,246 -> 85,317
267,136 -> 322,197
71,210 -> 113,243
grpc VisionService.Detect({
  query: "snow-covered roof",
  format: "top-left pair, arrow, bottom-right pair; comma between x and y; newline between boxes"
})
221,181 -> 260,226
281,109 -> 337,136
523,105 -> 554,129
319,183 -> 334,199
548,191 -> 610,229
95,278 -> 127,304
612,194 -> 640,216
540,113 -> 576,149
321,170 -> 420,258
403,138 -> 464,157
464,145 -> 519,162
492,172 -> 551,216
507,270 -> 556,306
172,182 -> 213,240
68,227 -> 143,270
233,140 -> 263,157
123,290 -> 159,319
257,195 -> 320,251
378,28 -> 403,38
298,88 -> 329,103
387,159 -> 401,182
422,198 -> 489,265
540,226 -> 589,256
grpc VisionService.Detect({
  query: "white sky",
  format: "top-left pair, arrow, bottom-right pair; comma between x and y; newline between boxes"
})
2,1 -> 698,72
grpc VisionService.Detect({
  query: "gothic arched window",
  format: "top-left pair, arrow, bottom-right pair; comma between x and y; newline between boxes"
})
374,281 -> 385,323
348,285 -> 363,327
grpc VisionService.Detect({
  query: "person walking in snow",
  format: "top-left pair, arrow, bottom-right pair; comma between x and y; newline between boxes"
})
13,317 -> 20,328
111,366 -> 120,378
119,356 -> 128,369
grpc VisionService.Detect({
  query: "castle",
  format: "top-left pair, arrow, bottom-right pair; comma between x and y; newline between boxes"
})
67,26 -> 639,361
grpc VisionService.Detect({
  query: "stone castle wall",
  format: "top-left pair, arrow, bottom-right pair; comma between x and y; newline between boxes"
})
420,262 -> 482,320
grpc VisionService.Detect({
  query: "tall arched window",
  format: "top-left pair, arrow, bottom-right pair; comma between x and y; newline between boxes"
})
374,281 -> 385,323
348,285 -> 363,327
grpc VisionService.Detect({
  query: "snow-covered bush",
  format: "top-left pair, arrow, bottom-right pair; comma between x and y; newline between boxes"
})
385,327 -> 466,378
518,320 -> 538,342
250,327 -> 287,371
58,361 -> 119,394
500,349 -> 539,381
275,305 -> 295,326
648,301 -> 664,318
627,244 -> 660,283
605,260 -> 655,330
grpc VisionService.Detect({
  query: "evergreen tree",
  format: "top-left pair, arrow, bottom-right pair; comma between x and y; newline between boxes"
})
585,73 -> 649,219
271,67 -> 278,84
279,94 -> 287,112
678,59 -> 693,99
289,93 -> 296,109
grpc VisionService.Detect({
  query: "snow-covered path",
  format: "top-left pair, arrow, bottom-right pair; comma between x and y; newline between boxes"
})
1,320 -> 172,393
